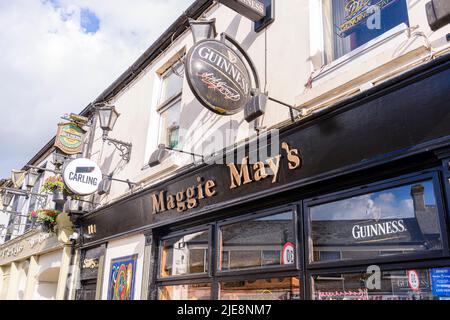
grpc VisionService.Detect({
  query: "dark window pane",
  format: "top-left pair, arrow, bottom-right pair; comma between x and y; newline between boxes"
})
325,0 -> 409,62
309,180 -> 442,262
160,230 -> 209,278
218,212 -> 295,271
158,283 -> 211,300
220,277 -> 301,300
312,267 -> 450,300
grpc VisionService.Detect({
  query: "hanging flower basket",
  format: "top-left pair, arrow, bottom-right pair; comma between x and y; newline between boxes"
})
41,176 -> 65,193
29,209 -> 62,234
41,176 -> 80,204
52,186 -> 66,204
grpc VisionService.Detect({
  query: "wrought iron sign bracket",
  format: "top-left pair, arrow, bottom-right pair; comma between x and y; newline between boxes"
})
103,134 -> 132,162
106,175 -> 138,190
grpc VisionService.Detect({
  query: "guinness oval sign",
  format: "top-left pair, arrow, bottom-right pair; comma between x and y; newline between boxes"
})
186,39 -> 252,115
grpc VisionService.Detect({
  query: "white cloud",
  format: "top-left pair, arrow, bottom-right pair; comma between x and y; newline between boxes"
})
311,189 -> 416,221
0,0 -> 194,178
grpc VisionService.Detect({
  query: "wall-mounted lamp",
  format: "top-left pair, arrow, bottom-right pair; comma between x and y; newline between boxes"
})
1,191 -> 14,209
189,18 -> 217,44
148,144 -> 204,168
96,105 -> 132,163
52,151 -> 68,170
98,105 -> 120,134
25,169 -> 40,190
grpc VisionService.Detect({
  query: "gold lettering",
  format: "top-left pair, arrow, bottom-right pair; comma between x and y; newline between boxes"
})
253,161 -> 268,181
176,191 -> 186,212
228,156 -> 252,189
282,142 -> 302,170
167,195 -> 176,210
197,177 -> 205,199
267,155 -> 282,183
186,187 -> 198,209
205,180 -> 216,197
152,191 -> 166,214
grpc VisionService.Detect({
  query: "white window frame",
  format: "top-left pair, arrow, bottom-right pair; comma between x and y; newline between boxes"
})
156,60 -> 184,149
310,0 -> 411,82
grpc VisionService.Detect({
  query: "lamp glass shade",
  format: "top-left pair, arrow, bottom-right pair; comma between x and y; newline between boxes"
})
25,170 -> 39,189
98,106 -> 120,132
52,152 -> 66,166
2,192 -> 14,208
189,18 -> 216,43
97,177 -> 112,195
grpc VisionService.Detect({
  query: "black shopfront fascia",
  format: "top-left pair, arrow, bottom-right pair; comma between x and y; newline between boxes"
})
79,53 -> 450,300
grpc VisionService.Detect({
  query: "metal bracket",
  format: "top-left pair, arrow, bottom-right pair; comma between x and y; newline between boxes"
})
103,135 -> 132,162
107,175 -> 138,190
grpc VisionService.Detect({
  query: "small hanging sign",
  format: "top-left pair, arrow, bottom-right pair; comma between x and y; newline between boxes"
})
54,122 -> 86,155
217,0 -> 266,22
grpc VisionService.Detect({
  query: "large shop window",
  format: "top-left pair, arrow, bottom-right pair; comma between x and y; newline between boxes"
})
158,283 -> 212,300
157,209 -> 301,300
322,0 -> 409,63
307,179 -> 443,263
218,212 -> 297,271
312,266 -> 450,300
158,61 -> 183,149
219,277 -> 301,300
159,230 -> 209,278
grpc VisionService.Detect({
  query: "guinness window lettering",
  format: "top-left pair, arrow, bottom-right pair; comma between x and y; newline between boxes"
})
186,40 -> 252,115
308,180 -> 443,263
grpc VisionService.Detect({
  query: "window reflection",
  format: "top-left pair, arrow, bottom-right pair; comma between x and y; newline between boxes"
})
220,277 -> 301,300
158,283 -> 211,300
323,0 -> 409,62
218,212 -> 295,271
309,181 -> 442,262
160,230 -> 209,278
312,267 -> 450,300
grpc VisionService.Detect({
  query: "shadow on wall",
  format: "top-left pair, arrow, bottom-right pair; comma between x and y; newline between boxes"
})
35,266 -> 60,300
180,96 -> 241,155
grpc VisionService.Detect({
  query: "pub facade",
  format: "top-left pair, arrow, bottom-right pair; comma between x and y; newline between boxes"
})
69,0 -> 450,300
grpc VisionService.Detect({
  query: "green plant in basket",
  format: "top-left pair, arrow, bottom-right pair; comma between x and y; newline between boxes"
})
41,176 -> 65,193
29,209 -> 62,233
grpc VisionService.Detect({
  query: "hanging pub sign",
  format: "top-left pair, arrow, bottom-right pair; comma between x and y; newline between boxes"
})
185,39 -> 252,115
63,158 -> 103,196
217,0 -> 266,22
54,122 -> 86,155
338,0 -> 399,37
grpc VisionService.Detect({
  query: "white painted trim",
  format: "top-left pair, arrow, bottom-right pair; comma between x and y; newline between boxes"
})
314,23 -> 410,82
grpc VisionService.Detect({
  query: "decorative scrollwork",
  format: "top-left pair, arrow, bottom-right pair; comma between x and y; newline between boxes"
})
105,137 -> 132,162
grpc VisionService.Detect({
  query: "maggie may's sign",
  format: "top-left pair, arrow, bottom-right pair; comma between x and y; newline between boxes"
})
217,0 -> 266,22
186,39 -> 252,116
151,142 -> 302,214
63,158 -> 103,196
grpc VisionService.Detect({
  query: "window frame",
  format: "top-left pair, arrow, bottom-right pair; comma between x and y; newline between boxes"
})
157,225 -> 213,283
307,258 -> 450,300
303,170 -> 449,271
156,60 -> 184,149
321,0 -> 411,65
215,204 -> 301,276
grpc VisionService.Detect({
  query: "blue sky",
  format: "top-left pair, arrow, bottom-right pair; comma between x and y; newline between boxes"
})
80,8 -> 100,33
0,0 -> 194,179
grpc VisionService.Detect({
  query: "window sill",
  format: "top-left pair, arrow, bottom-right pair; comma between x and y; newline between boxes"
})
316,23 -> 410,81
296,23 -> 429,109
139,156 -> 180,187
